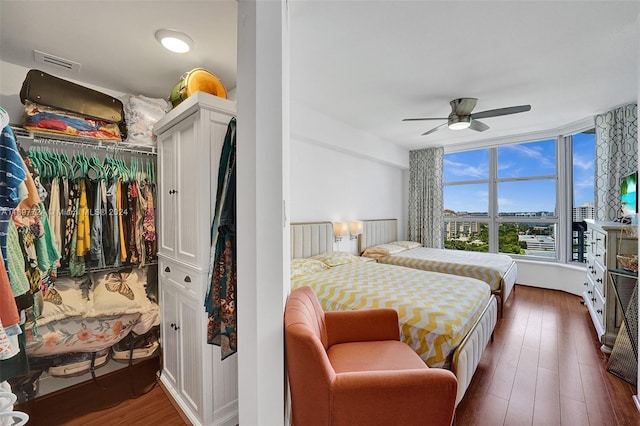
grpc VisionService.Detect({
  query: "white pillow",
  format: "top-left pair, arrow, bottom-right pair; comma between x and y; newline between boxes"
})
391,240 -> 422,250
38,277 -> 90,326
361,243 -> 406,259
88,268 -> 153,317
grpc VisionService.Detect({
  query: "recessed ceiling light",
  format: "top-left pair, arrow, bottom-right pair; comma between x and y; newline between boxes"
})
155,29 -> 194,53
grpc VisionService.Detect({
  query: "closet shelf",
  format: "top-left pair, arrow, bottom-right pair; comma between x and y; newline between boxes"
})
56,261 -> 158,277
10,125 -> 156,155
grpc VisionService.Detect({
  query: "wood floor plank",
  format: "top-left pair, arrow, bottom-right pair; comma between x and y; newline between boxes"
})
532,366 -> 561,426
503,343 -> 539,425
456,285 -> 640,426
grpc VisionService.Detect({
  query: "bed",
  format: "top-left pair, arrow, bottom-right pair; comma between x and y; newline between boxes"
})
359,219 -> 517,317
289,221 -> 497,405
23,266 -> 159,379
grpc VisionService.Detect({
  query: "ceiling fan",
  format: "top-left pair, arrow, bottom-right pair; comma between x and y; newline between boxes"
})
403,98 -> 531,136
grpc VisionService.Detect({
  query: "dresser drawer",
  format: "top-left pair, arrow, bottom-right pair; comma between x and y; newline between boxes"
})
159,258 -> 207,300
593,287 -> 605,328
593,260 -> 606,296
593,231 -> 606,264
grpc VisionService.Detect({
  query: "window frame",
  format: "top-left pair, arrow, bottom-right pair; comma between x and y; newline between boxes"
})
443,120 -> 594,264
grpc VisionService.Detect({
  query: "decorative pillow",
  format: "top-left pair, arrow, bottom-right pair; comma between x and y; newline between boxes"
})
37,276 -> 91,326
362,243 -> 406,259
290,258 -> 329,279
391,240 -> 422,250
88,267 -> 153,317
311,251 -> 363,267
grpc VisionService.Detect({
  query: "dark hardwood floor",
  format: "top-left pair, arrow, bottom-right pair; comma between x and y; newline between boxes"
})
456,284 -> 640,426
27,284 -> 639,425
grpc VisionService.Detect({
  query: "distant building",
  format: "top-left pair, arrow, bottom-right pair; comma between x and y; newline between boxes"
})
444,220 -> 480,240
573,202 -> 594,222
518,234 -> 555,250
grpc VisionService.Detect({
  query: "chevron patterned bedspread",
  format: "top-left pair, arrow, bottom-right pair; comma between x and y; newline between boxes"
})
291,262 -> 491,368
376,247 -> 515,292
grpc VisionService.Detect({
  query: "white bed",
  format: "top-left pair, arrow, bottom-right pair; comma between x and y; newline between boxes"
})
359,218 -> 517,317
289,221 -> 497,405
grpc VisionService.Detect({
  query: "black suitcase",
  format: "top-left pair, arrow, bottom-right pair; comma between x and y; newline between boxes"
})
20,69 -> 127,139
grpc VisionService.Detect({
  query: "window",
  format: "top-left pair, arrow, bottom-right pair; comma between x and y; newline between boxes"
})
444,149 -> 490,252
570,130 -> 595,262
443,132 -> 595,263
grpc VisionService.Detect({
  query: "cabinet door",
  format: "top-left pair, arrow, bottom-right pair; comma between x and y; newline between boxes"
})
158,131 -> 178,258
160,280 -> 179,389
175,114 -> 208,269
177,292 -> 205,423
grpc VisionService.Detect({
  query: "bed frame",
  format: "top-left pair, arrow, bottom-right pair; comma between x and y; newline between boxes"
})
290,221 -> 497,405
358,218 -> 516,317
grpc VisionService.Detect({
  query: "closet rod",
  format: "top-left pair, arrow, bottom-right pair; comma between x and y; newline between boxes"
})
10,125 -> 157,156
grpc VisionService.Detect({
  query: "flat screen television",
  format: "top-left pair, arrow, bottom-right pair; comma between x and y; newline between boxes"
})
620,171 -> 638,217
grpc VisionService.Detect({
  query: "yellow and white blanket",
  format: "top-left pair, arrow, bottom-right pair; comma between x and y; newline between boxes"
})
291,262 -> 491,368
376,247 -> 515,292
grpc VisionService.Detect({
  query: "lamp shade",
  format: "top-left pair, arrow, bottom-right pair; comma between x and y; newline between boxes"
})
334,222 -> 347,238
350,221 -> 364,235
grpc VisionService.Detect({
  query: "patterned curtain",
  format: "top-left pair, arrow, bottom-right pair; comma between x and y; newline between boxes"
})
594,103 -> 638,221
408,147 -> 444,247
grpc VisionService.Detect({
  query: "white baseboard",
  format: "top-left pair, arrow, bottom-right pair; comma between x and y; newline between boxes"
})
632,395 -> 640,413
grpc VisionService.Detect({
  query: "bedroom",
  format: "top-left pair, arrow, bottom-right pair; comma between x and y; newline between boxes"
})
0,1 -> 639,425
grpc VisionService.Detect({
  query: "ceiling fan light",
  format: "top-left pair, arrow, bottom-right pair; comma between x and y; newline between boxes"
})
448,116 -> 471,130
155,29 -> 194,53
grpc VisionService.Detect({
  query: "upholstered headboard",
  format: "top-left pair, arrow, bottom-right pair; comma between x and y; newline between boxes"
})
358,219 -> 398,254
290,222 -> 334,259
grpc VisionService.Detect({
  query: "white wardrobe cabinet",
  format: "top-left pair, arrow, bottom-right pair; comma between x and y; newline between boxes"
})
154,92 -> 238,426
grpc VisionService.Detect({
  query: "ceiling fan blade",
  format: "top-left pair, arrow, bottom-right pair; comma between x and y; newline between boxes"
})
470,105 -> 531,120
450,98 -> 477,116
421,122 -> 447,136
402,117 -> 448,122
469,119 -> 489,132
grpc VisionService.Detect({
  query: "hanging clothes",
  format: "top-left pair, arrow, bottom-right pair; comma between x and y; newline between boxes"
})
90,179 -> 106,268
205,117 -> 237,360
0,259 -> 19,337
0,126 -> 28,268
75,178 -> 91,257
46,177 -> 62,255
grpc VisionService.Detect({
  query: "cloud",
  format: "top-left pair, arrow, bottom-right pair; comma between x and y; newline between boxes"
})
573,153 -> 594,171
444,158 -> 487,179
501,144 -> 555,169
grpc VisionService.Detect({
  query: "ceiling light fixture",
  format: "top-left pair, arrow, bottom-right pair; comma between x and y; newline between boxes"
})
155,29 -> 194,53
448,115 -> 471,130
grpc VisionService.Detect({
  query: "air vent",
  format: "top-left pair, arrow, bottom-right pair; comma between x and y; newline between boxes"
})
34,50 -> 81,73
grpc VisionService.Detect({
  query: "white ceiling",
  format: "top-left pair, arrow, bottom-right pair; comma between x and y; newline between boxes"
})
1,1 -> 638,151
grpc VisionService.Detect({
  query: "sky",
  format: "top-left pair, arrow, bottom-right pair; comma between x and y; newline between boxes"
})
444,134 -> 595,214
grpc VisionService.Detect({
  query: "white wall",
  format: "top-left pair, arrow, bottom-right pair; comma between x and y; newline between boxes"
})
515,260 -> 585,296
290,102 -> 409,251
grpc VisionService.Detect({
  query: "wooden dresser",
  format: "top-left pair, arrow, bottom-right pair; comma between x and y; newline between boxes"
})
583,219 -> 637,353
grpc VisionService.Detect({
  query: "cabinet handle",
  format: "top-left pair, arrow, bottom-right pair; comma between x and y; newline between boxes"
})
595,254 -> 601,257
597,309 -> 603,314
164,266 -> 171,273
596,278 -> 603,283
169,189 -> 178,195
184,276 -> 191,283
588,290 -> 592,295
170,322 -> 176,329
175,325 -> 180,331
592,298 -> 596,302
584,282 -> 588,286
